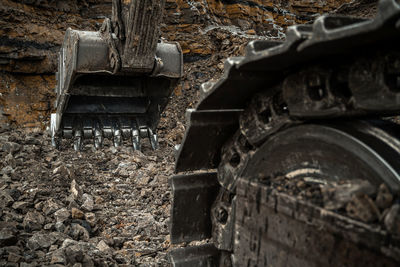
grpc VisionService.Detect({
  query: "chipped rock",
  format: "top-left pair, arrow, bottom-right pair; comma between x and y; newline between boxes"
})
49,244 -> 58,252
42,199 -> 60,215
54,208 -> 70,223
114,252 -> 129,264
23,211 -> 45,231
0,191 -> 14,208
50,249 -> 66,264
67,223 -> 90,241
70,179 -> 82,200
346,194 -> 380,223
0,227 -> 18,246
94,196 -> 103,204
61,238 -> 79,249
322,179 -> 376,210
72,219 -> 91,234
137,175 -> 152,185
97,240 -> 112,254
44,223 -> 54,230
53,164 -> 74,180
375,183 -> 393,210
384,204 -> 400,234
112,237 -> 126,249
1,142 -> 21,155
7,252 -> 22,263
81,193 -> 94,212
71,208 -> 84,220
84,212 -> 96,227
1,173 -> 12,183
63,242 -> 86,264
27,232 -> 57,251
34,201 -> 44,211
55,221 -> 66,233
12,201 -> 30,212
5,153 -> 16,169
1,166 -> 14,176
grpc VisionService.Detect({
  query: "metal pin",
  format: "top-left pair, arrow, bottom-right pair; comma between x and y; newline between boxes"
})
62,116 -> 74,139
83,119 -> 93,139
102,118 -> 113,139
74,130 -> 83,151
148,128 -> 159,150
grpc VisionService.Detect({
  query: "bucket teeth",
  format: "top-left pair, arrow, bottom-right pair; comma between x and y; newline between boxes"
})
112,120 -> 122,147
59,116 -> 159,151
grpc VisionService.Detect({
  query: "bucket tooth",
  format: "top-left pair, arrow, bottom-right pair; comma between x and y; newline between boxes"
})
94,121 -> 103,149
113,121 -> 122,147
74,129 -> 83,151
50,113 -> 60,149
132,121 -> 141,151
148,128 -> 159,150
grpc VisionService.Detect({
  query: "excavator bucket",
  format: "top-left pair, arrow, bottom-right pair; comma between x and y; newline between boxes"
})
50,0 -> 182,151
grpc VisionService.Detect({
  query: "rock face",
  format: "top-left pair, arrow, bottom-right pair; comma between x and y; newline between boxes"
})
0,0 -> 360,128
0,0 -> 108,128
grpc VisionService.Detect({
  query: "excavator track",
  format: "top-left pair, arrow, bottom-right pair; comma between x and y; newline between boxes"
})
170,0 -> 400,266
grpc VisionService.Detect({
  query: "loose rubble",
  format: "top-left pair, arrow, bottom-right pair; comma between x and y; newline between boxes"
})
268,175 -> 400,233
0,14 -> 261,263
0,127 -> 177,266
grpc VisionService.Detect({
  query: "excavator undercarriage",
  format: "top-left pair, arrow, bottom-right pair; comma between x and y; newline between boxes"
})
170,0 -> 400,266
50,0 -> 182,151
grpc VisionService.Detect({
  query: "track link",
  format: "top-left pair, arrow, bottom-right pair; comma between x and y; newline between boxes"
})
170,0 -> 400,266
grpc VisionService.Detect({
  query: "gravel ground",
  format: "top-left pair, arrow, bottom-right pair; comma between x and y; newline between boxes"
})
0,126 -> 176,266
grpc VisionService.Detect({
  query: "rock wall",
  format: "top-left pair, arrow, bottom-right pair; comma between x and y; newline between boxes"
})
0,0 -> 110,128
0,0 -> 356,129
